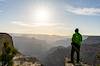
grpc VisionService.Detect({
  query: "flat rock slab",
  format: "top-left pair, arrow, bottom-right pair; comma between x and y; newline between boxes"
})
65,58 -> 74,66
65,57 -> 90,66
65,63 -> 74,66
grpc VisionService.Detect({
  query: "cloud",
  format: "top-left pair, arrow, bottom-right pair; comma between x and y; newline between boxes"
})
66,5 -> 100,15
12,21 -> 33,27
11,21 -> 57,27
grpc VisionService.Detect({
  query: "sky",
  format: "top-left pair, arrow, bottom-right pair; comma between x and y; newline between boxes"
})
0,0 -> 100,36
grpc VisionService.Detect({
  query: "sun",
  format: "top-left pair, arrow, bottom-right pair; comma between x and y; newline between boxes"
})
36,9 -> 49,21
31,7 -> 51,26
33,7 -> 50,22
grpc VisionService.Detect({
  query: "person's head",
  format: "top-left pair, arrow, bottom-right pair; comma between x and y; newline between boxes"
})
75,28 -> 79,33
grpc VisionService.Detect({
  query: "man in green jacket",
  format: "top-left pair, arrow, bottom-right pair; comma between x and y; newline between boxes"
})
70,28 -> 82,64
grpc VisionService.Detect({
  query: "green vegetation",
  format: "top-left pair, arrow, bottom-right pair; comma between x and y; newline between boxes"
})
0,42 -> 18,66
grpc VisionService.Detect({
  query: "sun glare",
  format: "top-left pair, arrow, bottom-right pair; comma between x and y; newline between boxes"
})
36,9 -> 49,20
31,7 -> 52,26
33,7 -> 50,22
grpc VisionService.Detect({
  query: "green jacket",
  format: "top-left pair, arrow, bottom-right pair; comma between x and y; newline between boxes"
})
72,32 -> 82,45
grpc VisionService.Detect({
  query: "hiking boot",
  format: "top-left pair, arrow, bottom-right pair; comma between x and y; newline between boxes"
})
76,61 -> 82,65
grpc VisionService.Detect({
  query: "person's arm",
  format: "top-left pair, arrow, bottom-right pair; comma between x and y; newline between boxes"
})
72,34 -> 75,44
80,34 -> 82,42
72,34 -> 75,42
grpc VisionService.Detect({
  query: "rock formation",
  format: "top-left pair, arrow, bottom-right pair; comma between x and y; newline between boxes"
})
0,33 -> 14,55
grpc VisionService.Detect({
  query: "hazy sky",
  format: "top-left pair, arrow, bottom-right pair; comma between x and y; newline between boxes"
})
0,0 -> 100,36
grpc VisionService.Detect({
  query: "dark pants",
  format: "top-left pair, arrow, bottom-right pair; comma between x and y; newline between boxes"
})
71,43 -> 80,63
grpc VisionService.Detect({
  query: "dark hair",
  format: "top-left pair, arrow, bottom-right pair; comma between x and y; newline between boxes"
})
75,28 -> 79,33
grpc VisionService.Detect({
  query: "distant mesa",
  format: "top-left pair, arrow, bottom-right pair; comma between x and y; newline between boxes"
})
83,36 -> 100,44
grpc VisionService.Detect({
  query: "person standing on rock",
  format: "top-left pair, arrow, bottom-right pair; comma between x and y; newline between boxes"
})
69,28 -> 82,64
